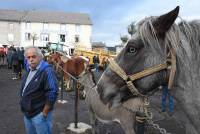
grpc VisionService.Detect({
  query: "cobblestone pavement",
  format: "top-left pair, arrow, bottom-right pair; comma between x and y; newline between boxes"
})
0,67 -> 185,134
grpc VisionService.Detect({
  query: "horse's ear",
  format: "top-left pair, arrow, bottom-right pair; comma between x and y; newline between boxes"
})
153,6 -> 179,36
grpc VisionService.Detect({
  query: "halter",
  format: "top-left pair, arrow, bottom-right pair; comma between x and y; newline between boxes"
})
108,49 -> 176,97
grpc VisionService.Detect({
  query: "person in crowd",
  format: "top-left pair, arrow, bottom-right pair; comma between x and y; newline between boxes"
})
0,47 -> 6,67
11,48 -> 19,79
17,47 -> 25,78
93,55 -> 100,72
0,47 -> 4,68
161,85 -> 174,116
7,47 -> 13,69
20,46 -> 58,134
101,57 -> 109,70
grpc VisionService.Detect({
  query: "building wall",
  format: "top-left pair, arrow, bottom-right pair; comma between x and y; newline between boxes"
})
116,46 -> 124,54
0,21 -> 21,46
79,25 -> 92,49
20,22 -> 92,50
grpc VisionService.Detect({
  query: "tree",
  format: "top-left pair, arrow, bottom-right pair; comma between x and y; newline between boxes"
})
128,21 -> 136,36
31,33 -> 38,46
120,35 -> 128,44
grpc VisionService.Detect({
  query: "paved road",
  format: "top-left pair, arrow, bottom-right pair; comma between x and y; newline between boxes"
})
0,67 -> 185,134
0,67 -> 124,134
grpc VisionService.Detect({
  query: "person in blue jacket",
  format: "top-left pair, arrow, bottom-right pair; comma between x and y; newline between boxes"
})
20,46 -> 58,134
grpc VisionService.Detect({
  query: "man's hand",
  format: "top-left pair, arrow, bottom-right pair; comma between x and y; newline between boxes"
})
42,105 -> 50,117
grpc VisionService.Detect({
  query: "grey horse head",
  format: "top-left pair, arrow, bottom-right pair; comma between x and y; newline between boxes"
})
97,6 -> 180,107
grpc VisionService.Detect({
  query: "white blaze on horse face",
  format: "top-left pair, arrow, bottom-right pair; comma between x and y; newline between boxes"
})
78,56 -> 89,78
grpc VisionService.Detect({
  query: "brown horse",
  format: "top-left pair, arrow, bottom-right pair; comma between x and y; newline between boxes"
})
62,55 -> 89,89
49,52 -> 89,90
47,52 -> 60,64
47,52 -> 64,72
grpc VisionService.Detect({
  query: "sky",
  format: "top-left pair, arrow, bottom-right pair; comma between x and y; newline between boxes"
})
0,0 -> 199,46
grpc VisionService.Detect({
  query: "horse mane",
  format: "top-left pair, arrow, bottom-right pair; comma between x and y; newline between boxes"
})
137,17 -> 200,71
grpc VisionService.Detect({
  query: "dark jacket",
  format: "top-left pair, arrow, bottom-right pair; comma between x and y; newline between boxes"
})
17,49 -> 24,61
93,56 -> 100,64
20,60 -> 58,118
11,51 -> 19,66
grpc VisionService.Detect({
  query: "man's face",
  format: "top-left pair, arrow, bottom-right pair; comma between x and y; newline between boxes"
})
26,48 -> 41,69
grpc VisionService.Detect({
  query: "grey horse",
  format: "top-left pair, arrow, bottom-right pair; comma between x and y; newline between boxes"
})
97,6 -> 200,134
78,70 -> 144,134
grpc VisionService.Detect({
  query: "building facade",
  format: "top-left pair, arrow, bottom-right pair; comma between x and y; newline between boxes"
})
0,9 -> 92,54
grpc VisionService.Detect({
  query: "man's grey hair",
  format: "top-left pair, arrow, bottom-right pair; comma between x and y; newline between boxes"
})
24,46 -> 44,58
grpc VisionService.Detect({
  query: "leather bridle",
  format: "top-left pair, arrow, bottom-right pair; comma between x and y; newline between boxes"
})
108,49 -> 176,97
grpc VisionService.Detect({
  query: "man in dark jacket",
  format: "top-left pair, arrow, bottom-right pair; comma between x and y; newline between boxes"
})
17,47 -> 25,78
20,46 -> 58,134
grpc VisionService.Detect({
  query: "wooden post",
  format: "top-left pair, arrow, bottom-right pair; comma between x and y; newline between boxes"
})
60,69 -> 64,100
73,79 -> 78,128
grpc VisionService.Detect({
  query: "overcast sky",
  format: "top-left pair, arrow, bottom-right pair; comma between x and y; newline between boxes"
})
0,0 -> 199,46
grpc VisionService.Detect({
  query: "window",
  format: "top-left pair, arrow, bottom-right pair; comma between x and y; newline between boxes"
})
9,23 -> 14,30
70,48 -> 74,55
60,34 -> 65,42
75,35 -> 79,43
8,34 -> 14,41
75,25 -> 81,34
60,24 -> 66,31
40,34 -> 49,41
25,33 -> 31,40
43,23 -> 49,30
25,22 -> 31,29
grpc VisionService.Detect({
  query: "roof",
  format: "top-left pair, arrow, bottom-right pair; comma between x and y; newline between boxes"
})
0,9 -> 92,25
107,47 -> 116,52
115,44 -> 124,47
92,42 -> 106,47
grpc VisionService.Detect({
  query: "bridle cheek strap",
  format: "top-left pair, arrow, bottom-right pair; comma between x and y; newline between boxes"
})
167,49 -> 176,90
108,50 -> 176,96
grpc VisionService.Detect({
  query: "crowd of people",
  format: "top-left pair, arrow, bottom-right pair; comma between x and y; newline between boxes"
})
0,46 -> 25,79
92,55 -> 109,72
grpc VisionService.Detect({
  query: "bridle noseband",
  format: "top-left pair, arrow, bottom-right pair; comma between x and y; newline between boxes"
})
108,49 -> 176,97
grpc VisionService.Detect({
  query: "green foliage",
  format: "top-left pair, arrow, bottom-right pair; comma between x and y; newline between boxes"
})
120,35 -> 128,43
128,21 -> 136,36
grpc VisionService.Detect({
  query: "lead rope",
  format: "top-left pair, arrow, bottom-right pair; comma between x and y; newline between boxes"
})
145,98 -> 171,134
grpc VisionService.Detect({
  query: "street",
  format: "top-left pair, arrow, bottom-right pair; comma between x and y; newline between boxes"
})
0,67 -> 185,134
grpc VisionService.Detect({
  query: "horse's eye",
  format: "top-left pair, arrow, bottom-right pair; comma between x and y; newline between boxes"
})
128,47 -> 137,54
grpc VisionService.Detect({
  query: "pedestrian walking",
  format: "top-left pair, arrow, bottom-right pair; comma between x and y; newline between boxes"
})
20,46 -> 58,134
